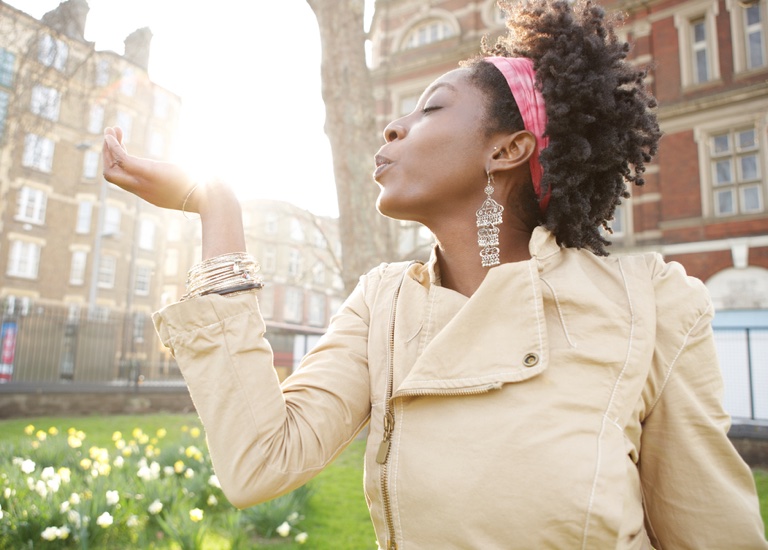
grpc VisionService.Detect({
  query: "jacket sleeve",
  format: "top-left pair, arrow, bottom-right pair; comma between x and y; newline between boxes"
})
639,256 -> 767,549
152,271 -> 377,509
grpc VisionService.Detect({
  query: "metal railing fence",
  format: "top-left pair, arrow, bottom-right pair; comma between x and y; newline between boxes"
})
0,304 -> 766,423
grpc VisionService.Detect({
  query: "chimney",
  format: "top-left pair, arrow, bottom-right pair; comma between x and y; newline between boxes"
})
124,27 -> 153,70
41,0 -> 90,42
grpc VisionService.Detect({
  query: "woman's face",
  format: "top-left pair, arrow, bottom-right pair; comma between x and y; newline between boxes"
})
373,68 -> 495,225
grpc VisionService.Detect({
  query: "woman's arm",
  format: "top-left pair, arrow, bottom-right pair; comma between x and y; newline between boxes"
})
639,260 -> 767,548
102,126 -> 245,259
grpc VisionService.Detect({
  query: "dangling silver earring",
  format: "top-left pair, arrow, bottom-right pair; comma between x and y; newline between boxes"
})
476,171 -> 503,267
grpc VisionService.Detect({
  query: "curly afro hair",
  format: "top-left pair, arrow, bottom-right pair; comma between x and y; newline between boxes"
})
463,0 -> 661,255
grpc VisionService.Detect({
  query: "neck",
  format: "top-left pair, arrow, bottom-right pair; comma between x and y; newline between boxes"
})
431,216 -> 533,297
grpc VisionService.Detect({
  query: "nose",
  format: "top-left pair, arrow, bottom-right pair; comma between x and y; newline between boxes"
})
383,117 -> 407,142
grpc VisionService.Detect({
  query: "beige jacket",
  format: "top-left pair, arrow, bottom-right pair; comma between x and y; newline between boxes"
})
154,227 -> 766,549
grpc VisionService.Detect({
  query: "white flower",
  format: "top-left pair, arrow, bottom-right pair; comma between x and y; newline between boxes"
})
41,466 -> 55,480
59,501 -> 70,513
46,475 -> 61,493
295,532 -> 309,544
126,514 -> 139,528
96,511 -> 113,528
3,487 -> 12,499
35,480 -> 48,498
106,490 -> 119,506
57,526 -> 70,540
20,459 -> 35,474
58,467 -> 71,483
69,492 -> 80,505
207,494 -> 218,506
184,468 -> 194,479
163,466 -> 175,476
148,499 -> 163,515
287,511 -> 299,523
0,505 -> 3,520
276,521 -> 291,537
189,508 -> 204,522
67,510 -> 81,528
208,475 -> 221,489
136,466 -> 152,481
113,456 -> 124,468
41,526 -> 58,541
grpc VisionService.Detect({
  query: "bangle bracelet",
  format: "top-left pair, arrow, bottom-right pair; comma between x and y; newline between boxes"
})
181,184 -> 199,219
201,281 -> 263,297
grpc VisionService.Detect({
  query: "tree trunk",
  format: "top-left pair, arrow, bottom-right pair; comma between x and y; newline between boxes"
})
306,0 -> 393,292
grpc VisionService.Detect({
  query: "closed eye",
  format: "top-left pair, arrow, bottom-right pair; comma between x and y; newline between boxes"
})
421,105 -> 441,114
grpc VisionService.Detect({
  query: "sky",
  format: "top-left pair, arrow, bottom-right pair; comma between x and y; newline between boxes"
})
7,0 -> 379,217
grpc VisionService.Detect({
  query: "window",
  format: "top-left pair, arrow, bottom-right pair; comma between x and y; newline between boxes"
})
7,240 -> 41,279
691,19 -> 709,83
135,265 -> 152,296
75,201 -> 92,234
30,85 -> 60,121
287,248 -> 302,277
675,6 -> 720,87
312,261 -> 326,285
403,20 -> 455,49
95,59 -> 110,86
164,249 -> 179,276
283,287 -> 304,323
745,4 -> 766,70
710,128 -> 763,216
69,250 -> 87,285
153,90 -> 168,118
132,313 -> 146,344
104,206 -> 121,236
16,186 -> 47,224
0,91 -> 8,139
22,134 -> 55,172
82,151 -> 99,179
262,245 -> 277,273
38,34 -> 68,71
116,111 -> 132,142
121,68 -> 136,96
0,48 -> 15,87
97,255 -> 116,288
290,218 -> 304,241
138,219 -> 155,250
88,105 -> 104,134
265,213 -> 279,234
308,293 -> 326,327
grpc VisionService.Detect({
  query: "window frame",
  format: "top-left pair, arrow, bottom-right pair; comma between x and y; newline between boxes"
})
674,1 -> 721,88
22,133 -> 55,172
69,250 -> 87,285
15,186 -> 48,224
7,239 -> 42,279
727,0 -> 768,74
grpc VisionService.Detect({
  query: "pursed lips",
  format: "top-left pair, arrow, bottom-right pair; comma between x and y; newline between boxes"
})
373,154 -> 393,180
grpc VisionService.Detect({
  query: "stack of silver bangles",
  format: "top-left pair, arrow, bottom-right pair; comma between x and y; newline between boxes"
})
181,252 -> 263,301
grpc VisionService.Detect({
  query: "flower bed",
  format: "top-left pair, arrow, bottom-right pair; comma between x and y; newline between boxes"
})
0,420 -> 309,548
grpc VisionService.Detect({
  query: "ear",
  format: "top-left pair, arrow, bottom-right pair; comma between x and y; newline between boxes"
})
488,130 -> 536,173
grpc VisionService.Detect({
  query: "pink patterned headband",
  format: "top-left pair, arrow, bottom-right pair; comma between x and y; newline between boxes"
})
484,56 -> 550,211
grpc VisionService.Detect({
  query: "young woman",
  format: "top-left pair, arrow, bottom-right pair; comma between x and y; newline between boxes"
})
103,0 -> 767,547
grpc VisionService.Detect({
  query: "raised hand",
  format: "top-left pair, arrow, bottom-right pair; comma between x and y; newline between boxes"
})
102,126 -> 198,212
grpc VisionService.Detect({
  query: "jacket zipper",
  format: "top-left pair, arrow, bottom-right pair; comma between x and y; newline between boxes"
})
374,263 -> 501,549
375,263 -> 414,550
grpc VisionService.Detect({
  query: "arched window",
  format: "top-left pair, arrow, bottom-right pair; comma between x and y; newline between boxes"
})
402,20 -> 455,50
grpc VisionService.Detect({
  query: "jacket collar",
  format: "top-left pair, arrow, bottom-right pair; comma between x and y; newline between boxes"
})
392,227 -> 558,397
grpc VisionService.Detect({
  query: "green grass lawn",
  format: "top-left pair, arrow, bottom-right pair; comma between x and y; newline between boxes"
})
1,414 -> 766,547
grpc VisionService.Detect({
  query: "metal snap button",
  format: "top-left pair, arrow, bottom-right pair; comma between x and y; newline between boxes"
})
523,353 -> 539,367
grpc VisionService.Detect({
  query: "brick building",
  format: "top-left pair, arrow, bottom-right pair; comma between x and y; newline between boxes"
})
369,0 -> 768,311
0,0 -> 181,382
369,0 -> 767,418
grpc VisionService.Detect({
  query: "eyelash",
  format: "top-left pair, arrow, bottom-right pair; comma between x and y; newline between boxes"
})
421,106 -> 440,114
